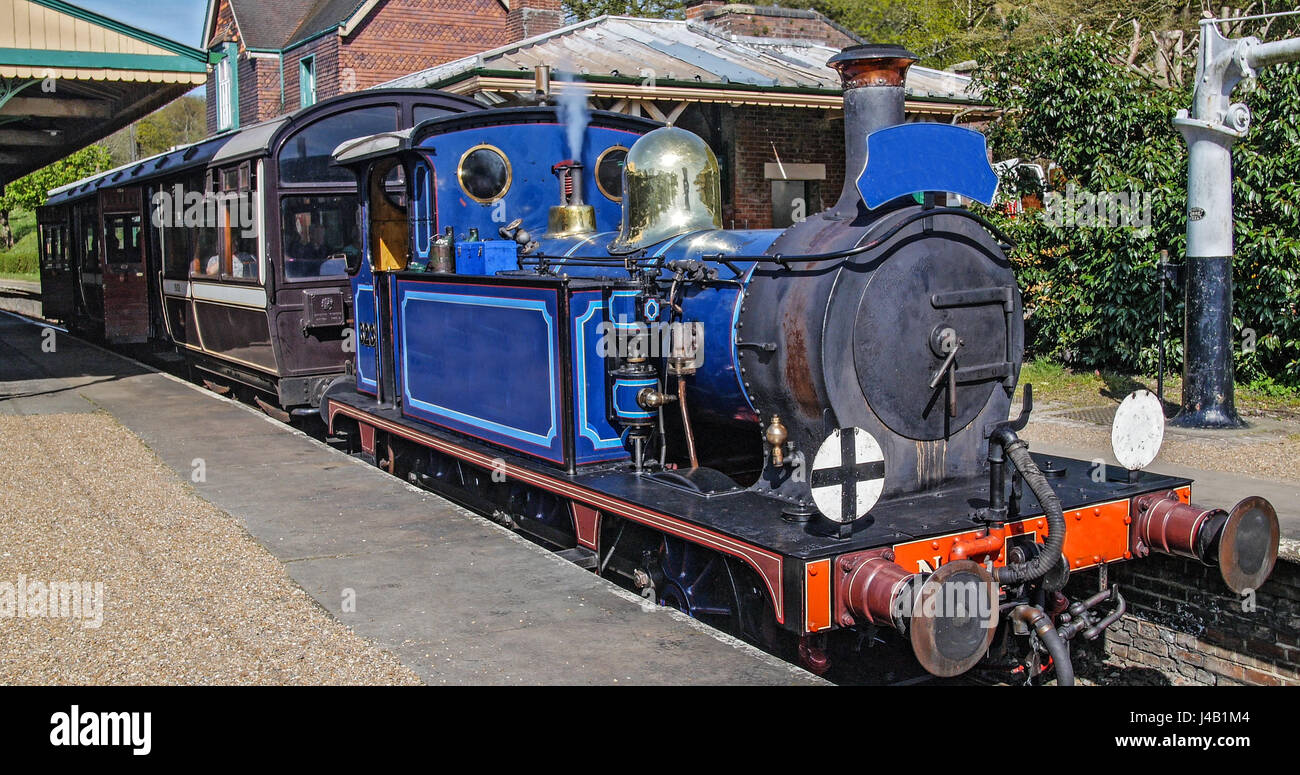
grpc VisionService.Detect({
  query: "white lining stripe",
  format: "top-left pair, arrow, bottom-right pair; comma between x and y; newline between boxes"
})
191,282 -> 267,309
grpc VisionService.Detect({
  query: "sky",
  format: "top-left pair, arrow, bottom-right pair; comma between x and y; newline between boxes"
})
73,0 -> 209,95
74,0 -> 209,48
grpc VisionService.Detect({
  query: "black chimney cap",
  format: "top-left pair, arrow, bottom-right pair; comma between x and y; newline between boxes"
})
828,44 -> 919,67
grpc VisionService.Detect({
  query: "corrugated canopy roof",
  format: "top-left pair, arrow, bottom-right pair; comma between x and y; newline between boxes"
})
382,15 -> 980,104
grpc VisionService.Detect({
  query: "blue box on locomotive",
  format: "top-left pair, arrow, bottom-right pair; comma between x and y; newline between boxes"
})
455,239 -> 518,276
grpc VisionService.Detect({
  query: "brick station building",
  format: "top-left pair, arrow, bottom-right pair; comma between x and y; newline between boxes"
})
200,0 -> 565,134
200,1 -> 992,229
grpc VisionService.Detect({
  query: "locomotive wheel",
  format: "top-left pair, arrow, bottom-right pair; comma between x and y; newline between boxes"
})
657,537 -> 744,633
376,442 -> 397,475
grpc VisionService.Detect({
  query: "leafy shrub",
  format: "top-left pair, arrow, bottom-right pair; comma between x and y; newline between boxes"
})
975,33 -> 1300,388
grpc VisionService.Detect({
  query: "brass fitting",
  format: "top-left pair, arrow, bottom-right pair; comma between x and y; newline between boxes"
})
764,414 -> 789,467
636,387 -> 676,410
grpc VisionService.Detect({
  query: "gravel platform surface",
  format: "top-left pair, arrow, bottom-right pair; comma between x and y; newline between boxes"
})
1020,414 -> 1299,482
0,411 -> 420,685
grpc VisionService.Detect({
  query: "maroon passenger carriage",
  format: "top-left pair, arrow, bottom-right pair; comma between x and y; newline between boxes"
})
37,89 -> 480,415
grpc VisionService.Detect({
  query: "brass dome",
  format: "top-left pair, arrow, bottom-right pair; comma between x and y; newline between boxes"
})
609,127 -> 723,254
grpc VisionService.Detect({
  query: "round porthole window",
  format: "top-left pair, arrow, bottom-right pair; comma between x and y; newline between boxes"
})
457,144 -> 512,203
595,145 -> 629,201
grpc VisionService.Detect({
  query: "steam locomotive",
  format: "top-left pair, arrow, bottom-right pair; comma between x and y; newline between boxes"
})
318,43 -> 1282,682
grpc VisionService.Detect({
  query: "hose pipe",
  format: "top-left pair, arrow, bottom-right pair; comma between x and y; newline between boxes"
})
990,428 -> 1066,585
1012,604 -> 1075,686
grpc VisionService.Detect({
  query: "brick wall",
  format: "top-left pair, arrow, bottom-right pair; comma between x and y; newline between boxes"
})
1079,553 -> 1300,685
208,0 -> 555,133
239,57 -> 285,126
339,0 -> 520,93
507,0 -> 563,42
722,105 -> 844,229
283,36 -> 341,111
206,73 -> 218,135
688,3 -> 861,49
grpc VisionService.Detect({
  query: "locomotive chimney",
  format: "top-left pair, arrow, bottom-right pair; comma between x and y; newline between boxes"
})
827,44 -> 919,219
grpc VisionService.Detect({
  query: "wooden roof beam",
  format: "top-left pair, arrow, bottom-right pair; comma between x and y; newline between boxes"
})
2,96 -> 113,118
0,128 -> 63,145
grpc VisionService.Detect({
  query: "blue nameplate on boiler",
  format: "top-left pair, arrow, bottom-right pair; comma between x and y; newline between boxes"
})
856,123 -> 999,209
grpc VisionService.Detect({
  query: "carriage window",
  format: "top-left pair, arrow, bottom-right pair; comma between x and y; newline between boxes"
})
171,174 -> 222,280
596,146 -> 628,201
188,219 -> 222,279
41,224 -> 66,270
278,106 -> 398,184
457,145 -> 511,203
280,195 -> 360,279
413,105 -> 460,126
104,215 -> 142,264
79,212 -> 97,268
214,164 -> 260,282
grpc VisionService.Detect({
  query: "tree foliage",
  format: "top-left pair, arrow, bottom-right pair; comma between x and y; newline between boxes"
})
1,144 -> 112,213
563,0 -> 684,21
779,1 -> 1218,69
976,31 -> 1300,388
104,96 -> 206,166
0,144 -> 111,252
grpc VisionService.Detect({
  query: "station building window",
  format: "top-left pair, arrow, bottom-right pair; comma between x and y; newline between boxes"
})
300,56 -> 317,109
766,162 -> 827,229
214,43 -> 238,132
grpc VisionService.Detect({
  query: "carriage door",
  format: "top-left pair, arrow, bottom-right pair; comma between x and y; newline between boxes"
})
36,206 -> 74,321
99,187 -> 149,343
72,201 -> 102,324
143,185 -> 167,340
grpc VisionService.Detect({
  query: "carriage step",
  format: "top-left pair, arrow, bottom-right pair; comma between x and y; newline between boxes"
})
556,546 -> 599,570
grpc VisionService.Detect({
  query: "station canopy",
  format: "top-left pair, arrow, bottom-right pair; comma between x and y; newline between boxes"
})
0,0 -> 210,187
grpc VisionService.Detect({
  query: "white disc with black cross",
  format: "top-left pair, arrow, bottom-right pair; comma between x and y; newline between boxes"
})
810,427 -> 886,523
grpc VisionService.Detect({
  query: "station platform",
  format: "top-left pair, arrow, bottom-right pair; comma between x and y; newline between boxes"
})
0,312 -> 823,685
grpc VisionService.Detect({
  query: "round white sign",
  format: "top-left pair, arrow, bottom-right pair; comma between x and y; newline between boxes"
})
1111,389 -> 1165,471
810,427 -> 886,523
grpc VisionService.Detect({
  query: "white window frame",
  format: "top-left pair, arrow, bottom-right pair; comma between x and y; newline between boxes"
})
300,56 -> 317,108
216,56 -> 233,131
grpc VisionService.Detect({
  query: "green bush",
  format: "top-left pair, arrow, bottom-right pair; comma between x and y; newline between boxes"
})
0,209 -> 39,277
975,33 -> 1300,388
